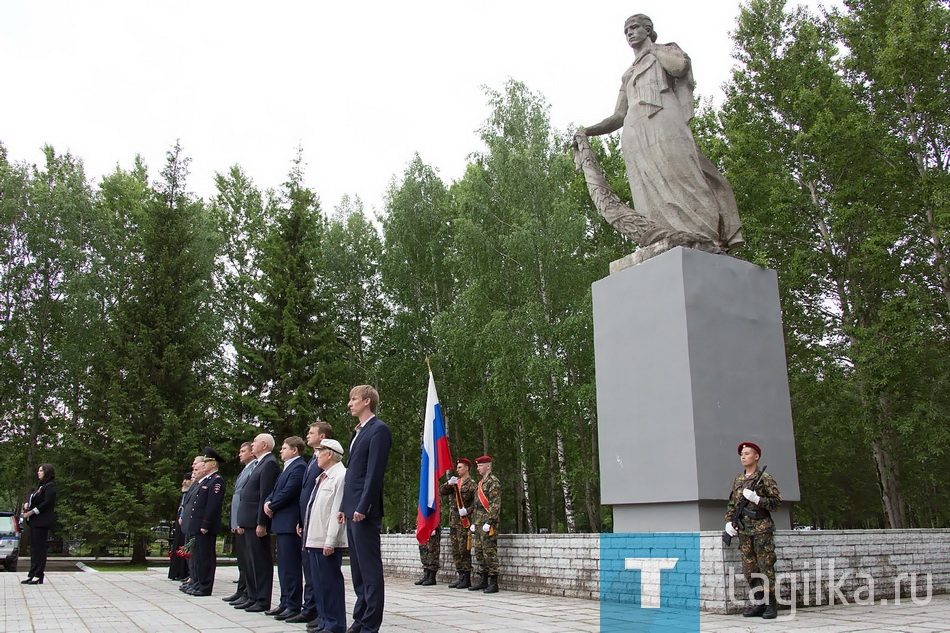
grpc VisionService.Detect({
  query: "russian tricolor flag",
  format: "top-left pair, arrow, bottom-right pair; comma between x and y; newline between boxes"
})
416,371 -> 453,545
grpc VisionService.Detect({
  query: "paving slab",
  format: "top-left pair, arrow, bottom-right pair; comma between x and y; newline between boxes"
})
1,566 -> 947,632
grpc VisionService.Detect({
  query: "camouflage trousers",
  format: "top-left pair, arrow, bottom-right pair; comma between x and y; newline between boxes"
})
418,529 -> 441,572
739,532 -> 777,596
449,524 -> 473,572
473,528 -> 498,575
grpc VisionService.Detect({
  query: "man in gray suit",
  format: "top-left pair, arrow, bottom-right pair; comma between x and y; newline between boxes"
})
223,442 -> 255,604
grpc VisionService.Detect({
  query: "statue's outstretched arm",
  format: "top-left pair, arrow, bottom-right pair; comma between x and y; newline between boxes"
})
581,85 -> 627,136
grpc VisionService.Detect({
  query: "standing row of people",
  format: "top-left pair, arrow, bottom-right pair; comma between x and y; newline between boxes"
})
171,384 -> 391,633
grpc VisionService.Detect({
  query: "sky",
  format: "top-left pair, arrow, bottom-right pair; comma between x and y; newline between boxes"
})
0,0 -> 833,216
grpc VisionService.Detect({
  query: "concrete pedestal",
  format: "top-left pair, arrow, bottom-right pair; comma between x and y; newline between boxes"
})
593,247 -> 800,532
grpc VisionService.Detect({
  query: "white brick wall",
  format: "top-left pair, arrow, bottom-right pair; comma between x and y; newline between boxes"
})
382,529 -> 950,613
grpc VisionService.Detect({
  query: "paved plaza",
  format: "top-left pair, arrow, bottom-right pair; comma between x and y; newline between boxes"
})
1,565 -> 948,632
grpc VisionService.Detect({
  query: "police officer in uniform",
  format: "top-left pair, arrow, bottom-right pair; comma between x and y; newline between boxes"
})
724,441 -> 782,619
185,447 -> 226,596
468,455 -> 501,594
440,457 -> 476,589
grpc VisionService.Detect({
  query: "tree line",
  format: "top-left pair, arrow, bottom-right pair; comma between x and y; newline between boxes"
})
1,0 -> 947,561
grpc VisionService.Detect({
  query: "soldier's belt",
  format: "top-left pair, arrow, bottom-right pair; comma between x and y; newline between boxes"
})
740,506 -> 770,520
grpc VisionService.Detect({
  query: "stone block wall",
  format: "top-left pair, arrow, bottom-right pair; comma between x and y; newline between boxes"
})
381,529 -> 950,613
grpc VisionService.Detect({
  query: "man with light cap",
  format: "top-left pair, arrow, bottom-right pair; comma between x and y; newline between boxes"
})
305,438 -> 348,633
725,441 -> 782,619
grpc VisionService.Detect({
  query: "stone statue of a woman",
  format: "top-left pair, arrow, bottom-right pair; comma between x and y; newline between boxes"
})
576,14 -> 744,256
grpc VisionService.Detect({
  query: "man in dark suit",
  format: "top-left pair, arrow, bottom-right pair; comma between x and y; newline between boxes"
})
234,433 -> 279,613
223,441 -> 255,604
338,385 -> 392,633
184,447 -> 226,596
262,436 -> 307,620
287,421 -> 334,626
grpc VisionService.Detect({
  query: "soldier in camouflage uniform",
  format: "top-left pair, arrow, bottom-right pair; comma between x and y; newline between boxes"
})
440,458 -> 476,588
724,441 -> 782,620
414,529 -> 441,586
469,455 -> 501,594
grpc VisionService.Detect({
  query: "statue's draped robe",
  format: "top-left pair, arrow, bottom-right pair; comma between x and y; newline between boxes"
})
616,43 -> 743,250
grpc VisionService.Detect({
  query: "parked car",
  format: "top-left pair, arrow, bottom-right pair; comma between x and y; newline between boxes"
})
0,511 -> 20,572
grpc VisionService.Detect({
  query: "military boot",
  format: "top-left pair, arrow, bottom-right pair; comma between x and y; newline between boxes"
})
468,572 -> 488,591
414,570 -> 428,585
421,569 -> 437,586
483,575 -> 499,594
448,571 -> 462,589
762,594 -> 777,619
742,589 -> 766,617
455,571 -> 471,589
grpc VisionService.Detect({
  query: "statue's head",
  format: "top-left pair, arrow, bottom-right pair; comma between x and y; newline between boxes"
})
624,14 -> 658,44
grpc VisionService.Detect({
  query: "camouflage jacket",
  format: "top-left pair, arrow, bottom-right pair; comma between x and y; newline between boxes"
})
439,477 -> 476,528
725,470 -> 781,535
472,473 -> 501,528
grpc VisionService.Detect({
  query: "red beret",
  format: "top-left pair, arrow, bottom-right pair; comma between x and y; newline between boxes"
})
475,455 -> 493,464
456,458 -> 472,468
738,442 -> 762,456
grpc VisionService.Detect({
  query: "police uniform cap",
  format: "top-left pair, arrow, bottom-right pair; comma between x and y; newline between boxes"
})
203,446 -> 224,463
738,441 -> 762,456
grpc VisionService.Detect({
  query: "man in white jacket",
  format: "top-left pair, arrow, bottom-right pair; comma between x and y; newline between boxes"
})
304,439 -> 348,633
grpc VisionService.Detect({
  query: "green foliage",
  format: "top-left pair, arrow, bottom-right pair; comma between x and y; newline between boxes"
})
238,150 -> 350,442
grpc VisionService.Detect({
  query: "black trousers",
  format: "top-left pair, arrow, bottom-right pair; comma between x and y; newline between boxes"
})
243,530 -> 273,607
191,531 -> 217,593
28,525 -> 50,579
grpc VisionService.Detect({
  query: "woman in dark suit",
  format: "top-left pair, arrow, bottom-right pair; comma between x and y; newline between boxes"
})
21,463 -> 57,585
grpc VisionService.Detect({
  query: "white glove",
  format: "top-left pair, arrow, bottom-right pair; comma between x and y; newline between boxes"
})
742,488 -> 761,504
458,508 -> 468,517
725,522 -> 738,537
470,524 -> 476,533
482,523 -> 491,533
448,476 -> 458,486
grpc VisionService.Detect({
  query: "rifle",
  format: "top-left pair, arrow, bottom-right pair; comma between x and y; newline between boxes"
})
723,465 -> 767,547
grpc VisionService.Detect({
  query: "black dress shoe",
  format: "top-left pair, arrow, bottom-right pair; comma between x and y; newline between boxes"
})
245,604 -> 268,613
274,610 -> 298,621
264,607 -> 285,616
222,591 -> 243,602
189,590 -> 212,596
232,599 -> 254,609
345,626 -> 362,633
286,612 -> 316,623
21,577 -> 34,584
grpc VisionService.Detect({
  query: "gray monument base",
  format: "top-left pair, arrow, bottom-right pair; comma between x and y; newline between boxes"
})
593,247 -> 800,532
612,502 -> 791,533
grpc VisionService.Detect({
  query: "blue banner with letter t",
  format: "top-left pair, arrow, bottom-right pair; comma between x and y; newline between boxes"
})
600,533 -> 700,632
